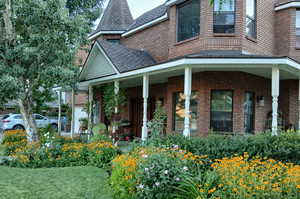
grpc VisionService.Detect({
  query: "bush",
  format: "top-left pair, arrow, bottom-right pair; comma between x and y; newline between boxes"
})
2,130 -> 27,156
110,147 -> 210,199
2,130 -> 119,168
146,132 -> 300,164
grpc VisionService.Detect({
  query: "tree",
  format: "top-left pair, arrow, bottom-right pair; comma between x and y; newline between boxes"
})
0,0 -> 103,142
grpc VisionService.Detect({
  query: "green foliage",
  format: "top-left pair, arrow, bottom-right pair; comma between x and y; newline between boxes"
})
136,151 -> 193,199
0,0 -> 104,136
101,83 -> 127,120
90,133 -> 112,143
147,103 -> 167,138
2,131 -> 118,168
110,147 -> 211,199
144,132 -> 300,164
92,123 -> 108,135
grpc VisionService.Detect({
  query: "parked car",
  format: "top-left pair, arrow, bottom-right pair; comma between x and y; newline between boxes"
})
0,114 -> 58,131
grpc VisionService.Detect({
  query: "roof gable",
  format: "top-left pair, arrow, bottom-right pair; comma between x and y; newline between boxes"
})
79,43 -> 118,81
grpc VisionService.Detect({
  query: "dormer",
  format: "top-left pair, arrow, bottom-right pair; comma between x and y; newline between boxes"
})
88,0 -> 133,42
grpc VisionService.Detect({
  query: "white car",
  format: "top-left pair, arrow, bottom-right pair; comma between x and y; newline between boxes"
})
0,114 -> 58,131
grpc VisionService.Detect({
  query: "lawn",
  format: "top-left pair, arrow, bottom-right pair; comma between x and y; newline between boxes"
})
0,166 -> 113,199
0,145 -> 4,156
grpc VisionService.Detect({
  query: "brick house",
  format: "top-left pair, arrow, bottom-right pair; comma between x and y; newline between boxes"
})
78,0 -> 300,139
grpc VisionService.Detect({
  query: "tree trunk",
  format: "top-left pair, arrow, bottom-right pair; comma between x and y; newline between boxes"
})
18,99 -> 38,142
3,0 -> 15,44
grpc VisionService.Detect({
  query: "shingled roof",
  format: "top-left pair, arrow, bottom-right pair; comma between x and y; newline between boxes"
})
94,0 -> 133,33
126,4 -> 168,32
97,40 -> 156,73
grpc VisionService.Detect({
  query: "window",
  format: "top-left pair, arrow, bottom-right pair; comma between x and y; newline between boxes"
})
244,92 -> 255,133
173,92 -> 198,132
13,115 -> 22,119
296,10 -> 300,48
211,90 -> 233,132
246,0 -> 257,38
107,39 -> 120,44
35,115 -> 44,120
177,0 -> 200,42
213,0 -> 235,33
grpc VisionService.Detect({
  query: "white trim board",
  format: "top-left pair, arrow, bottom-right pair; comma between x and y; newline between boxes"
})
78,57 -> 300,87
88,31 -> 125,40
275,2 -> 300,11
165,0 -> 187,6
122,14 -> 168,37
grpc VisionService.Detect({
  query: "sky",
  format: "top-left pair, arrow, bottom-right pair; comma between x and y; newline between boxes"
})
127,0 -> 166,19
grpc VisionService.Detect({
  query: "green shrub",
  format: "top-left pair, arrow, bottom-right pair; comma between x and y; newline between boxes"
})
146,132 -> 300,164
4,136 -> 118,168
2,130 -> 27,156
110,147 -> 210,199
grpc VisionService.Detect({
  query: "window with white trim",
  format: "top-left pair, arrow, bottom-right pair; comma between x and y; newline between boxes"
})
213,0 -> 235,33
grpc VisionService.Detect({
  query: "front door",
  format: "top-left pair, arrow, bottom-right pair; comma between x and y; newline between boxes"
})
130,98 -> 156,138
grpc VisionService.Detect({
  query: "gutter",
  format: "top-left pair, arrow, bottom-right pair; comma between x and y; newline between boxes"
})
88,31 -> 125,40
275,2 -> 300,11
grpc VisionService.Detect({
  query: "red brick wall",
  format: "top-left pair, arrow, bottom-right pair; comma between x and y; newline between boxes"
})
101,72 -> 276,136
242,0 -> 275,55
279,80 -> 299,128
166,72 -> 272,135
117,0 -> 278,62
167,1 -> 243,59
121,20 -> 170,62
274,8 -> 300,62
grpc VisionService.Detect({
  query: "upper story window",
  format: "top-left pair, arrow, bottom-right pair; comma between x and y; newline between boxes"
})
213,0 -> 235,34
177,0 -> 200,42
246,0 -> 257,39
296,10 -> 300,48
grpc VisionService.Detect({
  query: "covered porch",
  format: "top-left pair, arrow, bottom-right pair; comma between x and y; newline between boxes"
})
78,47 -> 300,139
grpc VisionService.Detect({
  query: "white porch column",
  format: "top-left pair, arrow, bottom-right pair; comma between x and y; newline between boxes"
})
272,67 -> 280,136
57,90 -> 62,136
71,89 -> 75,138
183,66 -> 192,137
88,85 -> 93,133
112,81 -> 119,138
142,74 -> 149,141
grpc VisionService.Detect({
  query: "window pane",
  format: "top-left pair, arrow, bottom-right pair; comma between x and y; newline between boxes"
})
214,0 -> 235,12
244,92 -> 255,133
173,92 -> 198,132
246,0 -> 255,19
213,0 -> 235,33
211,91 -> 233,132
246,0 -> 256,38
177,0 -> 200,42
296,11 -> 300,48
296,11 -> 300,28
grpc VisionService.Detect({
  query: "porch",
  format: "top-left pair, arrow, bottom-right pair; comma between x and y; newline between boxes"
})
78,55 -> 300,139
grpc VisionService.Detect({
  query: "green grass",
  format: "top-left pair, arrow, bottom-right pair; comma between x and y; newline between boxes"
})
0,166 -> 113,199
0,145 -> 5,156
